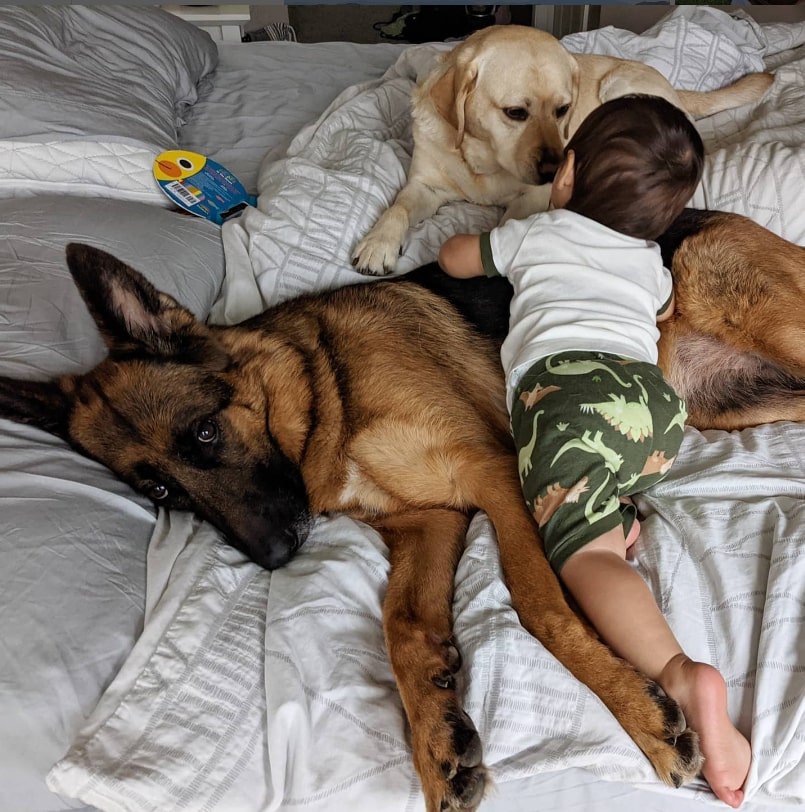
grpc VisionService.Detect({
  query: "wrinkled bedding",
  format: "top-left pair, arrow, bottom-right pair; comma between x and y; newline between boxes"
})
0,6 -> 217,204
219,8 -> 805,319
0,196 -> 225,812
44,8 -> 805,812
179,41 -> 406,193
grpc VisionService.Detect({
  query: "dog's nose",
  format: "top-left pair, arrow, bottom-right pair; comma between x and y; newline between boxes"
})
537,152 -> 561,184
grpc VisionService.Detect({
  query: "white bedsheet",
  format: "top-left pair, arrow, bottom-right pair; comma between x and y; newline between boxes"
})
47,8 -> 805,811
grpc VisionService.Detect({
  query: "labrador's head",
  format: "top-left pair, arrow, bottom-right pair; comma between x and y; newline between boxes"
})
426,25 -> 579,185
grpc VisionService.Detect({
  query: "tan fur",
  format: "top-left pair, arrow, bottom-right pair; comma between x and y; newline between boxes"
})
352,25 -> 773,276
658,213 -> 805,429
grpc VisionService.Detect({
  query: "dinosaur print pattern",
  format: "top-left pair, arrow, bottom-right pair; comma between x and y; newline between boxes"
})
510,351 -> 687,572
517,409 -> 544,481
532,477 -> 589,527
665,400 -> 689,435
579,375 -> 653,442
544,354 -> 632,388
552,429 -> 624,475
519,383 -> 561,410
640,450 -> 676,477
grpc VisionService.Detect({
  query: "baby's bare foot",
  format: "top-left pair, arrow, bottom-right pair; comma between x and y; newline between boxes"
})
660,654 -> 751,808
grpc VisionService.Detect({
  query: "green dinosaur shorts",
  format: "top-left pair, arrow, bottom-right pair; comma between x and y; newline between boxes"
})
511,351 -> 687,572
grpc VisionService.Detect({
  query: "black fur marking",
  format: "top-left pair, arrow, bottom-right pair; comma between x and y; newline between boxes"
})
290,340 -> 319,465
316,317 -> 354,439
172,379 -> 234,468
445,708 -> 481,763
0,377 -> 70,438
655,208 -> 722,270
672,729 -> 702,775
397,263 -> 512,346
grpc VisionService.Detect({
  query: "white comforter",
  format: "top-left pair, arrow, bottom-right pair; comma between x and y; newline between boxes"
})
48,8 -> 805,811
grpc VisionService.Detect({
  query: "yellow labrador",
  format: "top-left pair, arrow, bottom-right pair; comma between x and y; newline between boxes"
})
352,25 -> 773,275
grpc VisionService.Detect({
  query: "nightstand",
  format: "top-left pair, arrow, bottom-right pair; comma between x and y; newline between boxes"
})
163,4 -> 251,42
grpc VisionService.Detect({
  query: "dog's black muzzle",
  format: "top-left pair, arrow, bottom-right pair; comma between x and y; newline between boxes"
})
211,451 -> 312,571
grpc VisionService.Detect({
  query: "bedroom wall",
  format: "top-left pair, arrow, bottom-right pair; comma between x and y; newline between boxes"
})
248,5 -> 289,29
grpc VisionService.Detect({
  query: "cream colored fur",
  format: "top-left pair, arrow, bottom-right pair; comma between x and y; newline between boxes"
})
352,25 -> 773,276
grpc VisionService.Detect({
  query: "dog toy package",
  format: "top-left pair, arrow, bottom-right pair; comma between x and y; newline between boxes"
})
153,150 -> 257,225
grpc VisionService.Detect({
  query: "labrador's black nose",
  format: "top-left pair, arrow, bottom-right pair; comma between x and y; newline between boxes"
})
537,151 -> 561,184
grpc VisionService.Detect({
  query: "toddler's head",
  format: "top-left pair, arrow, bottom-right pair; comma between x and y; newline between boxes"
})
551,95 -> 704,240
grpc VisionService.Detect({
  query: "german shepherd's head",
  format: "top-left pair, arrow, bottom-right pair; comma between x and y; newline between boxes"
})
0,244 -> 311,570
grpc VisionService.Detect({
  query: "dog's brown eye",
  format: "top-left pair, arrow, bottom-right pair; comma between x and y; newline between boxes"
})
196,419 -> 218,444
150,484 -> 169,501
555,104 -> 570,119
504,107 -> 529,122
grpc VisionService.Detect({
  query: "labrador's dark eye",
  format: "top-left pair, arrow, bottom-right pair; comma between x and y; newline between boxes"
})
150,483 -> 169,501
504,107 -> 529,122
555,104 -> 570,119
196,419 -> 218,444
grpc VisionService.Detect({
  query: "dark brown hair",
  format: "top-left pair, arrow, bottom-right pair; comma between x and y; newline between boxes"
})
563,95 -> 704,240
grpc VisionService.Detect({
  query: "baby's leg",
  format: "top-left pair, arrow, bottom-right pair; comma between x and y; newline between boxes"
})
561,530 -> 751,807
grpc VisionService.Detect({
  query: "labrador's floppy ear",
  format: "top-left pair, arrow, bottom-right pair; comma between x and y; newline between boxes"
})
65,243 -> 205,360
428,59 -> 479,149
0,376 -> 72,440
563,56 -> 581,141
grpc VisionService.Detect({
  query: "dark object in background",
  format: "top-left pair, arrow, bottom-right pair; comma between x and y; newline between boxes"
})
374,5 -> 502,43
242,22 -> 298,42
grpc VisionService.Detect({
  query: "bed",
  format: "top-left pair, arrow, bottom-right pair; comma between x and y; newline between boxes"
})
0,6 -> 803,812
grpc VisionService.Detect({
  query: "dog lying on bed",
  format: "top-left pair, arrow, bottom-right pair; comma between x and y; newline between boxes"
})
1,211 -> 803,811
352,25 -> 773,276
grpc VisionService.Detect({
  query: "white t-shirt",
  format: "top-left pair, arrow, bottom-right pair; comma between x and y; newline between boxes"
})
481,209 -> 673,407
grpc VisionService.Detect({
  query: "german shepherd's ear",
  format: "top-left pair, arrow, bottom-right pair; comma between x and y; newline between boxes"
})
0,376 -> 72,440
65,243 -> 203,359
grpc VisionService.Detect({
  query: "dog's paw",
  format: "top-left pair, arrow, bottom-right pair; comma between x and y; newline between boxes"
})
637,680 -> 704,788
351,232 -> 402,276
412,653 -> 487,812
436,708 -> 487,811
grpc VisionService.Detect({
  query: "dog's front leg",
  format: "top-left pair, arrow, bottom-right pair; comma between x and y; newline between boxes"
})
352,181 -> 453,276
374,508 -> 487,812
500,183 -> 552,224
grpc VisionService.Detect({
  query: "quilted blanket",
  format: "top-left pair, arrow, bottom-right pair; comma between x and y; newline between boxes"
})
48,8 -> 805,812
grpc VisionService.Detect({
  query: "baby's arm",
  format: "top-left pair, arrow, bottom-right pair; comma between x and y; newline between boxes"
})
438,235 -> 484,279
657,292 -> 675,323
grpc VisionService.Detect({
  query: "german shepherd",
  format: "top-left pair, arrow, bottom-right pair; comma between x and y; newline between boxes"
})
1,210 -> 803,811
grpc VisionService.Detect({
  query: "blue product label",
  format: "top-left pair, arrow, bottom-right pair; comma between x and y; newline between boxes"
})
153,151 -> 257,225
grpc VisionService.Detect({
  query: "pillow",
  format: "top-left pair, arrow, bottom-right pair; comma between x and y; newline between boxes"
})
0,6 -> 217,146
0,196 -> 225,379
0,6 -> 218,203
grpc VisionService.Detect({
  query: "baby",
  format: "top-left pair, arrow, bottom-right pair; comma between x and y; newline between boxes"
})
438,95 -> 750,807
